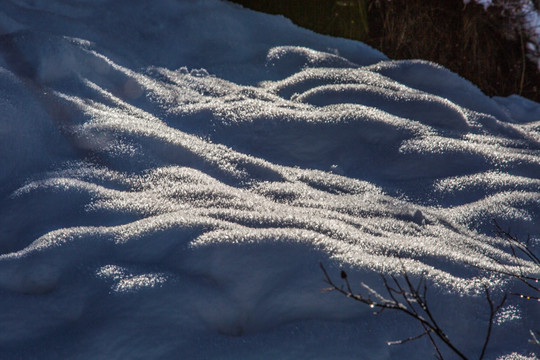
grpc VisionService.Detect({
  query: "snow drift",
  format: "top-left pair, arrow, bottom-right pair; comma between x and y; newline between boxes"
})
0,0 -> 539,358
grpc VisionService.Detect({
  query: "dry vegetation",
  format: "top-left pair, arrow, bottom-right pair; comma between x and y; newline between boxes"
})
231,0 -> 540,102
320,221 -> 539,358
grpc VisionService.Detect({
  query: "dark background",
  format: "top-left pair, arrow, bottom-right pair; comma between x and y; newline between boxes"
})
229,0 -> 540,102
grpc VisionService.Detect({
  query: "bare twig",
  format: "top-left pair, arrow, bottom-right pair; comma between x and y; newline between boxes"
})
320,262 -> 510,360
386,329 -> 433,345
530,330 -> 540,347
490,221 -> 540,350
492,220 -> 540,296
321,221 -> 539,358
320,263 -> 476,359
479,285 -> 507,360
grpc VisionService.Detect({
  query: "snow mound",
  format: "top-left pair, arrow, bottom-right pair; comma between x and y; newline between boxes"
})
0,0 -> 539,359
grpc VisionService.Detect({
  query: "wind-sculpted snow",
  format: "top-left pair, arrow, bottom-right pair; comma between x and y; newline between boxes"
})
0,0 -> 539,358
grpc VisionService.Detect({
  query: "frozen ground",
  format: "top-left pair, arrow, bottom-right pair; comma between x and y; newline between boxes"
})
0,0 -> 539,359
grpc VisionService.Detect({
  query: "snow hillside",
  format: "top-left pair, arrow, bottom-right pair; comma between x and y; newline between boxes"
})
0,0 -> 539,358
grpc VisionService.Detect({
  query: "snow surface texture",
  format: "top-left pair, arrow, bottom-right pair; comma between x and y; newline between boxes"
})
0,0 -> 539,359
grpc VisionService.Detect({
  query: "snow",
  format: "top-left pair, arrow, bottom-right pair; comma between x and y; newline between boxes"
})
466,0 -> 494,10
0,0 -> 539,359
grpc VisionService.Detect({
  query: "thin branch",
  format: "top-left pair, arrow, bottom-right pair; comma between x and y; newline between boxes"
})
387,329 -> 432,345
479,285 -> 507,360
490,220 -> 540,297
320,262 -> 469,360
320,221 -> 540,360
530,330 -> 540,347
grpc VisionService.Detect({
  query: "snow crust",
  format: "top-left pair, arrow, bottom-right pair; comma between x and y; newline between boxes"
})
0,0 -> 539,358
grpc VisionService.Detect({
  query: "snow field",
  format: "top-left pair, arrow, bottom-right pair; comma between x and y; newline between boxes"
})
0,0 -> 539,358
